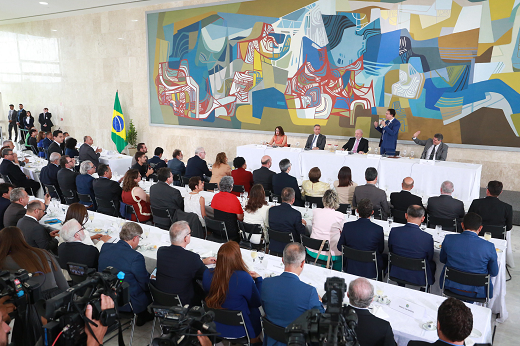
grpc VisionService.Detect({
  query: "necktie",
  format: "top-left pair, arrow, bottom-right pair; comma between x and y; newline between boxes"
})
353,139 -> 359,152
312,135 -> 317,147
429,145 -> 436,160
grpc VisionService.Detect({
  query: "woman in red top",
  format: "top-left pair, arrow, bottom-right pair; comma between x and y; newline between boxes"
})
268,126 -> 288,147
211,176 -> 243,241
121,169 -> 151,223
231,156 -> 254,196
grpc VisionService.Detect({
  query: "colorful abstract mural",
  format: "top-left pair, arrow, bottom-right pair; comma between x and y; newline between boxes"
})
147,0 -> 520,147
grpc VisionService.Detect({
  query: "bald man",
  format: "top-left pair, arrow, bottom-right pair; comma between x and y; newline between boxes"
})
342,129 -> 369,153
253,155 -> 276,191
390,177 -> 423,212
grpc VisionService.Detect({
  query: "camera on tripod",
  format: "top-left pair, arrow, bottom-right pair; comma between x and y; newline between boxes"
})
286,277 -> 359,346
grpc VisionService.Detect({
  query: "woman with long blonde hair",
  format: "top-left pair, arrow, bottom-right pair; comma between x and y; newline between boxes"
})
209,152 -> 231,184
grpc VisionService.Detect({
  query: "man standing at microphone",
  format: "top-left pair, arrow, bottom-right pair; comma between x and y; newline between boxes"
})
373,109 -> 400,156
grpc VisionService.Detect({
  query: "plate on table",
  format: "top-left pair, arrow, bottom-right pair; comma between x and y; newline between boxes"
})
469,328 -> 482,338
434,243 -> 442,249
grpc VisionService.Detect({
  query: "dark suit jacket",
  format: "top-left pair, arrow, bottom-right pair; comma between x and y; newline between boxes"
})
346,306 -> 396,346
252,166 -> 276,191
468,196 -> 512,231
150,181 -> 184,217
388,223 -> 436,286
427,195 -> 464,231
17,109 -> 26,128
0,197 -> 10,229
342,137 -> 369,153
47,141 -> 64,157
261,272 -> 324,346
413,138 -> 448,161
352,184 -> 390,219
390,190 -> 423,211
38,112 -> 53,131
58,242 -> 99,270
155,244 -> 207,306
57,168 -> 79,202
148,156 -> 167,171
268,203 -> 308,253
4,203 -> 26,227
408,340 -> 455,346
0,159 -> 30,188
23,116 -> 34,129
17,216 -> 58,254
272,172 -> 303,206
167,158 -> 186,178
92,177 -> 122,216
184,155 -> 212,179
76,174 -> 96,209
78,143 -> 100,167
375,118 -> 400,153
40,162 -> 62,198
305,134 -> 326,150
98,240 -> 151,314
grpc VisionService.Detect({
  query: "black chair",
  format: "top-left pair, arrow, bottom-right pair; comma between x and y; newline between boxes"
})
43,184 -> 64,203
237,221 -> 265,251
148,282 -> 182,344
204,182 -> 217,191
43,148 -> 49,160
305,196 -> 324,208
373,208 -> 383,220
172,174 -> 182,186
151,206 -> 174,230
337,203 -> 352,214
1,174 -> 12,185
301,235 -> 332,268
428,215 -> 458,232
204,304 -> 250,345
341,245 -> 379,280
481,224 -> 506,240
232,185 -> 245,193
125,204 -> 141,223
267,228 -> 294,257
95,197 -> 118,217
214,209 -> 240,241
261,317 -> 286,344
441,267 -> 490,304
387,252 -> 430,292
181,176 -> 190,187
205,217 -> 229,243
77,192 -> 94,208
61,189 -> 77,205
390,208 -> 407,224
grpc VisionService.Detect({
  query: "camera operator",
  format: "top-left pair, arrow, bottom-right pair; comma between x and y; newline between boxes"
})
0,297 -> 15,323
0,310 -> 11,346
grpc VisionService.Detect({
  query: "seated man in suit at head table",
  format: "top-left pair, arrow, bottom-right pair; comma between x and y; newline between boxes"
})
468,180 -> 512,232
426,180 -> 464,232
390,177 -> 423,212
252,155 -> 276,192
342,129 -> 369,153
271,158 -> 303,206
304,124 -> 326,150
352,167 -> 390,219
412,131 -> 448,161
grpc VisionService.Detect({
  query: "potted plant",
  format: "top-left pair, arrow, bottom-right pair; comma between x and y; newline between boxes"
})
127,119 -> 138,156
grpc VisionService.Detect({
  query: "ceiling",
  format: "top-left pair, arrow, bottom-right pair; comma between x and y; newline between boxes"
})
0,0 -> 181,24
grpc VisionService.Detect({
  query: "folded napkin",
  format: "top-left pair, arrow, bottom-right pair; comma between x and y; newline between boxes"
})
371,305 -> 390,321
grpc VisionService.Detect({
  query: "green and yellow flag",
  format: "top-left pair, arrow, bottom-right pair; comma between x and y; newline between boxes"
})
111,91 -> 127,153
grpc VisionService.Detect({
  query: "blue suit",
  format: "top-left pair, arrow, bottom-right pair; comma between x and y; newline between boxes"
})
439,231 -> 499,298
148,155 -> 167,170
98,240 -> 151,313
261,272 -> 324,346
268,203 -> 308,254
167,158 -> 186,185
337,218 -> 385,278
271,172 -> 303,206
375,118 -> 401,155
388,223 -> 436,286
76,174 -> 97,210
39,162 -> 62,198
185,155 -> 211,180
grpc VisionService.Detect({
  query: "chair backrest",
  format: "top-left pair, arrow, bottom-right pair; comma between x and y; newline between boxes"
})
341,245 -> 378,279
95,197 -> 118,216
442,267 -> 490,301
148,282 -> 182,307
151,206 -> 173,230
62,189 -> 77,205
205,217 -> 228,241
481,224 -> 506,240
267,228 -> 294,245
204,182 -> 217,191
77,192 -> 93,204
237,221 -> 264,249
125,204 -> 140,223
232,185 -> 245,193
305,196 -> 324,208
301,235 -> 330,252
428,215 -> 457,232
204,304 -> 249,341
261,317 -> 286,344
172,174 -> 181,183
181,176 -> 190,187
44,184 -> 58,196
373,208 -> 383,220
1,174 -> 12,185
337,203 -> 351,214
390,208 -> 407,224
388,252 -> 428,286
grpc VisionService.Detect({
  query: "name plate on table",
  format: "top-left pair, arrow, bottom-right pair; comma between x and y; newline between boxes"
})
366,154 -> 379,159
256,145 -> 267,149
419,159 -> 435,165
389,297 -> 425,318
335,150 -> 349,155
290,148 -> 303,152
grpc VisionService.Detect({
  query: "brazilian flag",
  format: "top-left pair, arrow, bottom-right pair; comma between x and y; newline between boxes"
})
111,91 -> 127,153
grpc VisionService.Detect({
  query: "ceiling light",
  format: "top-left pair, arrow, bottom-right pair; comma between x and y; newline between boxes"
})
39,1 -> 48,4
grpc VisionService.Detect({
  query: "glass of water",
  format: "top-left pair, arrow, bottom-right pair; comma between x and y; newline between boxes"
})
387,216 -> 393,228
258,252 -> 265,264
410,151 -> 414,158
421,222 -> 427,230
305,201 -> 310,213
402,149 -> 407,157
311,203 -> 317,210
273,196 -> 278,206
435,225 -> 443,237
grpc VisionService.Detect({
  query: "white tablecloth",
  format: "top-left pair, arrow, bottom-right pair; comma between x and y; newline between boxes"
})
21,155 -> 46,199
99,155 -> 133,176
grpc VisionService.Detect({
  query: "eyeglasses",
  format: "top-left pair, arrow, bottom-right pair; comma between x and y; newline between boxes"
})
74,227 -> 85,236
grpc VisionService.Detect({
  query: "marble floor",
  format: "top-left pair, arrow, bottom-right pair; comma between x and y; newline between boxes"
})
105,226 -> 520,346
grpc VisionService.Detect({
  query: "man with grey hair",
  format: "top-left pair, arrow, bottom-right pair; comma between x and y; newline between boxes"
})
272,158 -> 303,206
79,136 -> 102,168
211,176 -> 243,241
342,129 -> 368,153
352,167 -> 390,219
346,278 -> 396,346
4,187 -> 30,227
58,219 -> 105,269
253,155 -> 276,191
185,147 -> 212,181
1,140 -> 27,166
98,222 -> 154,326
40,152 -> 62,199
0,148 -> 40,195
261,243 -> 323,346
155,221 -> 216,306
305,124 -> 326,150
76,160 -> 97,210
17,200 -> 59,254
426,180 -> 464,231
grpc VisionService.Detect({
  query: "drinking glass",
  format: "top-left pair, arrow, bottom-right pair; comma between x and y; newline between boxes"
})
295,142 -> 300,147
387,216 -> 393,228
265,197 -> 270,203
251,250 -> 258,262
273,196 -> 278,206
484,232 -> 492,241
420,222 -> 427,230
214,186 -> 219,193
258,252 -> 265,264
410,151 -> 414,158
402,149 -> 407,157
374,148 -> 378,155
347,206 -> 352,217
305,202 -> 310,213
243,192 -> 248,200
311,203 -> 317,210
435,225 -> 443,237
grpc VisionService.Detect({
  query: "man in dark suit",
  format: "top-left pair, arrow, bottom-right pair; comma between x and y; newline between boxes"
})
268,187 -> 308,254
408,298 -> 472,346
17,200 -> 59,255
155,221 -> 216,306
167,149 -> 185,184
38,108 -> 53,132
78,136 -> 102,168
0,148 -> 41,195
4,188 -> 29,227
7,104 -> 17,141
0,183 -> 14,230
412,131 -> 448,161
342,129 -> 369,153
346,278 -> 396,346
40,152 -> 62,199
252,155 -> 276,191
184,147 -> 212,181
390,177 -> 423,212
374,108 -> 400,156
57,155 -> 79,203
58,219 -> 106,270
148,147 -> 168,171
304,124 -> 326,150
47,130 -> 65,157
16,104 -> 26,130
92,164 -> 122,217
261,243 -> 324,346
150,168 -> 184,222
468,180 -> 512,232
388,205 -> 436,287
98,222 -> 153,326
439,213 -> 499,299
337,199 -> 385,279
352,167 -> 389,219
427,181 -> 465,231
272,158 -> 303,206
76,160 -> 97,210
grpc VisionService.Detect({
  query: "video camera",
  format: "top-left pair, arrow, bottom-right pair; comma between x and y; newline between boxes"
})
286,277 -> 359,346
0,269 -> 42,317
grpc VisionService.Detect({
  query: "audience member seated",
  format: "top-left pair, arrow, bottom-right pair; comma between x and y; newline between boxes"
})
17,200 -> 59,255
243,184 -> 270,244
0,148 -> 41,195
352,167 -> 389,219
93,164 -> 122,217
57,155 -> 79,202
203,241 -> 262,342
0,183 -> 13,229
468,180 -> 512,232
1,140 -> 28,167
211,176 -> 243,241
427,181 -> 464,231
333,166 -> 357,205
27,129 -> 38,155
148,147 -> 168,171
390,177 -> 423,211
40,152 -> 62,199
64,137 -> 79,158
408,297 -> 472,346
184,177 -> 206,227
342,129 -> 368,153
307,190 -> 344,270
439,212 -> 499,299
337,199 -> 385,279
0,226 -> 68,297
346,278 -> 396,346
64,203 -> 111,250
132,152 -> 154,180
37,131 -> 51,158
252,155 -> 276,191
98,222 -> 153,326
388,205 -> 436,287
48,130 -> 65,156
304,124 -> 326,150
131,142 -> 148,166
261,242 -> 324,346
150,167 -> 184,218
268,187 -> 308,254
155,221 -> 216,306
167,149 -> 185,184
268,126 -> 288,147
79,136 -> 102,168
4,188 -> 29,227
185,147 -> 212,181
76,160 -> 97,210
272,159 -> 303,206
231,156 -> 254,194
302,167 -> 330,198
209,152 -> 231,185
121,169 -> 151,223
58,219 -> 100,269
